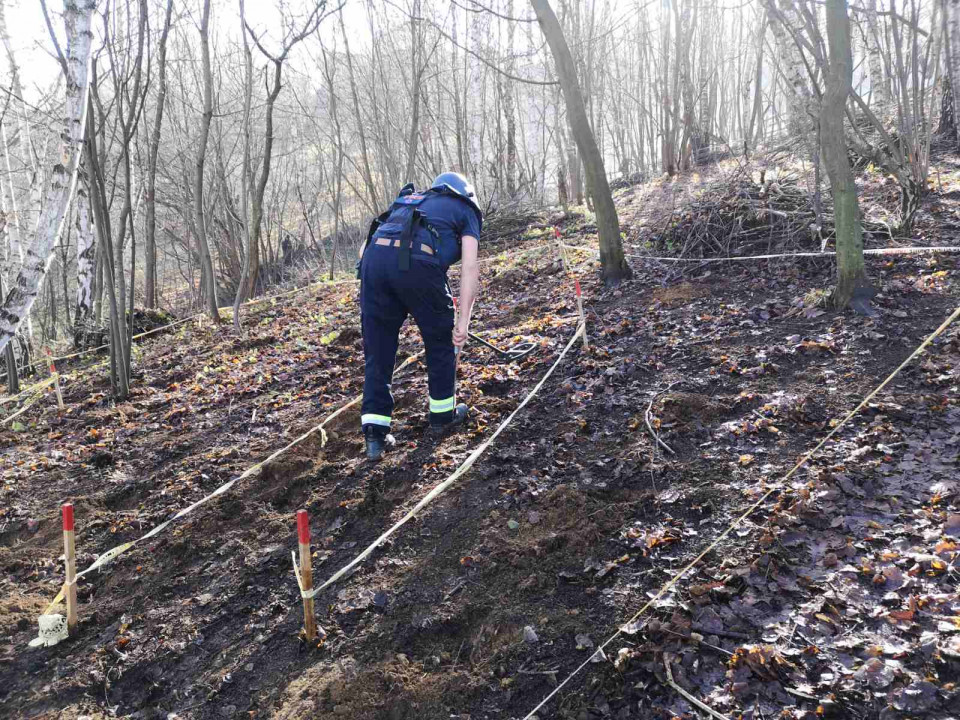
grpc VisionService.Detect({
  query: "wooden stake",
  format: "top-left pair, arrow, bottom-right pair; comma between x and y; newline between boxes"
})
62,503 -> 78,634
297,509 -> 317,642
575,279 -> 589,349
45,350 -> 64,411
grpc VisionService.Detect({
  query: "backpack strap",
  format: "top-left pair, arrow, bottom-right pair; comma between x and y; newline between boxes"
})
366,210 -> 391,248
397,208 -> 420,272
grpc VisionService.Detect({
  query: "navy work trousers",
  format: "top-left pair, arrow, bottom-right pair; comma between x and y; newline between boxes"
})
359,244 -> 456,434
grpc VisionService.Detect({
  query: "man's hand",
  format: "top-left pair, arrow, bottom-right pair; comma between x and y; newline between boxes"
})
453,322 -> 469,349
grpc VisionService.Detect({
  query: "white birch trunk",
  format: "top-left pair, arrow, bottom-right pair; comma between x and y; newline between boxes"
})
0,0 -> 95,355
0,157 -> 7,288
864,0 -> 890,112
74,172 -> 95,340
765,0 -> 817,157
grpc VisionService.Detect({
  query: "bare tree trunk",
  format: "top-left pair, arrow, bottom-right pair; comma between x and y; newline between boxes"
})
822,0 -> 867,310
85,104 -> 128,397
765,0 -> 817,160
339,7 -> 377,213
0,0 -> 96,356
747,12 -> 768,148
940,73 -> 957,140
0,118 -> 33,344
105,0 -> 147,381
451,3 -> 467,173
233,0 -> 254,332
677,0 -> 696,172
864,0 -> 891,112
195,0 -> 220,321
661,0 -> 676,175
530,0 -> 631,285
145,0 -> 173,309
59,221 -> 71,330
0,266 -> 16,394
504,0 -> 518,198
74,169 -> 96,346
321,45 -> 345,281
554,88 -> 569,210
0,0 -> 43,244
241,3 -> 324,300
243,58 -> 283,301
405,0 -> 422,182
945,0 -> 960,148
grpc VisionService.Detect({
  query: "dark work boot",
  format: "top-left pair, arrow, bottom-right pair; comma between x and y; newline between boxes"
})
364,426 -> 396,462
429,403 -> 469,436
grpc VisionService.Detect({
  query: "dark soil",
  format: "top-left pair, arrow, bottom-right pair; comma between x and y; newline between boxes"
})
2,160 -> 959,720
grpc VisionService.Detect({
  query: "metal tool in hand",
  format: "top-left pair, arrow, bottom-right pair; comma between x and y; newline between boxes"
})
467,332 -> 538,362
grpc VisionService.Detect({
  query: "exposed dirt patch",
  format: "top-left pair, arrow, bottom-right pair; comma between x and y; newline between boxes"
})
651,282 -> 711,307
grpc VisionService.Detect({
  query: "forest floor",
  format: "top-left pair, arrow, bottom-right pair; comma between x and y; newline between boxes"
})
2,156 -> 960,720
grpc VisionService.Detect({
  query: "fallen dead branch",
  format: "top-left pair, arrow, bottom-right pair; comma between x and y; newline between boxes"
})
664,654 -> 730,720
645,384 -> 678,456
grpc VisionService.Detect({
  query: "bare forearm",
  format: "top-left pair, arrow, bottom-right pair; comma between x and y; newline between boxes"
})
458,261 -> 479,326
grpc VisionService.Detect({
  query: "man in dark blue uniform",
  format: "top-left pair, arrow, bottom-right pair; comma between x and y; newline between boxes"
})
358,172 -> 482,461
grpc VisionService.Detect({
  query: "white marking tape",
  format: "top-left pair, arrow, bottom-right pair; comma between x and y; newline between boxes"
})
34,351 -> 424,623
559,243 -> 960,263
300,323 -> 584,601
522,306 -> 960,719
0,377 -> 57,407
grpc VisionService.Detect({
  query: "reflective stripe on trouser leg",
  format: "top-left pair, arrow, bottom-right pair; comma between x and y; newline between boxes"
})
361,414 -> 392,427
429,396 -> 455,413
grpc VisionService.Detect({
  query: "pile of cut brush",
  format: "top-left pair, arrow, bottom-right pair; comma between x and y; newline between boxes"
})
641,167 -> 889,258
481,207 -> 548,250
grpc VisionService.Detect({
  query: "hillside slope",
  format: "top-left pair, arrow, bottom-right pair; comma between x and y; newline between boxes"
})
2,166 -> 960,720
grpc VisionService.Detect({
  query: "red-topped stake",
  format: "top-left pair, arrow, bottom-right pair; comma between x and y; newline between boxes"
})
296,509 -> 310,544
296,510 -> 317,641
62,503 -> 78,633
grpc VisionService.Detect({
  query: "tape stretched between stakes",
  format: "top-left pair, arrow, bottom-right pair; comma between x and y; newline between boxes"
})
300,323 -> 584,601
37,352 -> 423,621
559,243 -> 960,262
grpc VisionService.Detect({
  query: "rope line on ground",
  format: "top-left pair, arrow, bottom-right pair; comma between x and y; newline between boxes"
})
559,243 -> 960,263
0,376 -> 56,407
522,305 -> 960,720
0,382 -> 56,427
300,323 -> 584,601
34,351 -> 425,624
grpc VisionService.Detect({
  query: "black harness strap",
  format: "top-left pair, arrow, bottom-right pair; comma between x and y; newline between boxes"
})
397,208 -> 419,271
366,210 -> 391,248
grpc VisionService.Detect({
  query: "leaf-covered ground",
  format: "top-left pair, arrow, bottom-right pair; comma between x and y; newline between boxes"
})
2,161 -> 960,720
